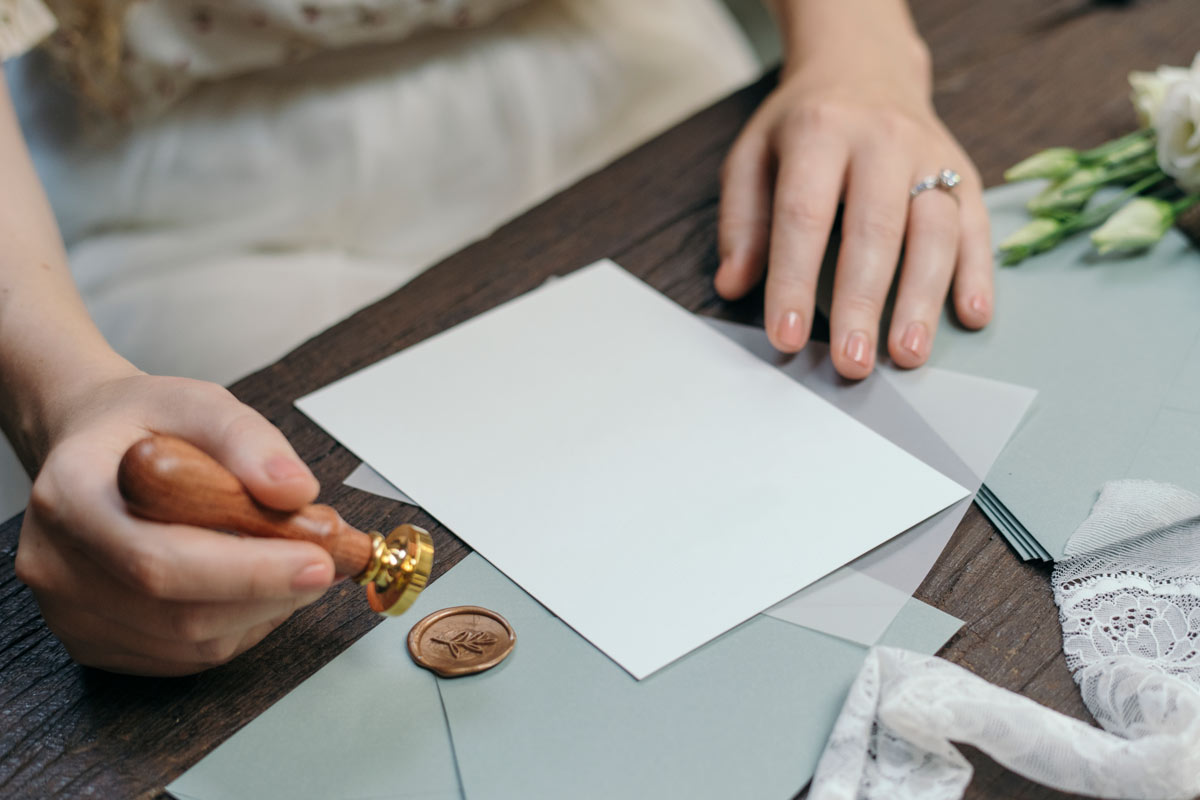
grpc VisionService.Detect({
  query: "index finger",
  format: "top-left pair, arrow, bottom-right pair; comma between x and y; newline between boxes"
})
40,449 -> 334,602
149,380 -> 319,511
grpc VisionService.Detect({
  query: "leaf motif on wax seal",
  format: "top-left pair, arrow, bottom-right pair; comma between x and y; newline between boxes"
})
431,630 -> 498,659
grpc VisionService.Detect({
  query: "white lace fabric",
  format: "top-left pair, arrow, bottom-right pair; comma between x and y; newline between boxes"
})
809,480 -> 1200,800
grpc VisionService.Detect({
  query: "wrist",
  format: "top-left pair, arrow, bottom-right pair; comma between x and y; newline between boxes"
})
774,0 -> 931,92
1,343 -> 139,474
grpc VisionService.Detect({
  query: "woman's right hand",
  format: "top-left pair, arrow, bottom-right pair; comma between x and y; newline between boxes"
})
14,367 -> 337,676
0,69 -> 332,675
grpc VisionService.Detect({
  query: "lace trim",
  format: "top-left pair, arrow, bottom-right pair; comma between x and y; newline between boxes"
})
809,480 -> 1200,800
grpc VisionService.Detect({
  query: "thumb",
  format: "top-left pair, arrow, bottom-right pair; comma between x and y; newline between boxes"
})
161,381 -> 320,511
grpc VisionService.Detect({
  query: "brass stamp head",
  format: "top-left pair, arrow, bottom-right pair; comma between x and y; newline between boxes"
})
355,524 -> 434,616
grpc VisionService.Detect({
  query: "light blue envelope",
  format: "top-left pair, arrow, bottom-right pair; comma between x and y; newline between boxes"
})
168,554 -> 961,800
930,182 -> 1200,559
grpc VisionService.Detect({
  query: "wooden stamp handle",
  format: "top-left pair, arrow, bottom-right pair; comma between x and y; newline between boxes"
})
118,435 -> 371,578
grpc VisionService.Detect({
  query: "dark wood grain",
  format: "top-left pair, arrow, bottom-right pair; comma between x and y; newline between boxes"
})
3,1 -> 1198,797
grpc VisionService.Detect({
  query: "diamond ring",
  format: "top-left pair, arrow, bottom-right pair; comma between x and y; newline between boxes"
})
911,168 -> 962,200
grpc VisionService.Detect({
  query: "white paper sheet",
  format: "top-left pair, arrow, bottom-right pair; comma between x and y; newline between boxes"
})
343,460 -> 932,646
346,468 -> 947,649
297,260 -> 966,678
340,321 -> 1034,648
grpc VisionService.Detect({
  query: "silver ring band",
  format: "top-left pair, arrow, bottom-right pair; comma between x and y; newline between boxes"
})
911,168 -> 962,199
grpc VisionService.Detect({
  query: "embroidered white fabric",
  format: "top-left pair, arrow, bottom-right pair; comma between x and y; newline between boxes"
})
808,479 -> 1200,800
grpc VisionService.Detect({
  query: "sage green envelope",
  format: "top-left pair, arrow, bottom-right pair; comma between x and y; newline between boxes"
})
927,182 -> 1200,559
168,554 -> 961,800
163,565 -> 468,800
165,611 -> 460,800
434,554 -> 960,800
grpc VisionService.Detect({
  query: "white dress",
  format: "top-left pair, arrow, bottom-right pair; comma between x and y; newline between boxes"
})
0,0 -> 759,516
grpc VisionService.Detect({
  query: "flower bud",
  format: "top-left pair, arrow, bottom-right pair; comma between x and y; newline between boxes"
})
1090,197 -> 1175,254
1004,148 -> 1079,182
1096,135 -> 1156,169
998,218 -> 1065,265
1026,167 -> 1106,216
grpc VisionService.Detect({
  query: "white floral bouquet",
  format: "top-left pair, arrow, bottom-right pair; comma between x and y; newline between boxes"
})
999,54 -> 1200,265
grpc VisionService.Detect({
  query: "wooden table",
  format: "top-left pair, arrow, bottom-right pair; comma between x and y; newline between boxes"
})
2,1 -> 1197,797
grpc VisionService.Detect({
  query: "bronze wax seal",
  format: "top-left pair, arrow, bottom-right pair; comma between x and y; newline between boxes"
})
408,606 -> 516,677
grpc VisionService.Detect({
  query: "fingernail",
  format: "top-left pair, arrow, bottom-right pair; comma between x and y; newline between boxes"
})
902,322 -> 928,358
291,563 -> 332,592
970,294 -> 989,316
844,330 -> 871,368
777,310 -> 807,350
265,455 -> 308,483
713,259 -> 730,292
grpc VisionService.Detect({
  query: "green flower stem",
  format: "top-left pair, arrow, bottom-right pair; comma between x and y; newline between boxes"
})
1065,171 -> 1168,233
1027,167 -> 1107,216
1068,155 -> 1160,193
1078,128 -> 1155,163
1003,131 -> 1156,185
1094,137 -> 1156,169
1000,171 -> 1169,266
1170,194 -> 1200,215
1025,154 -> 1160,219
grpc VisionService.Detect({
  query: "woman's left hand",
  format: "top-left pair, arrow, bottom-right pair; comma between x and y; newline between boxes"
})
715,20 -> 993,380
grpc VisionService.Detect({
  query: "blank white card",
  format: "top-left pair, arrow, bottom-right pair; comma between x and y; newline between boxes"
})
297,261 -> 966,678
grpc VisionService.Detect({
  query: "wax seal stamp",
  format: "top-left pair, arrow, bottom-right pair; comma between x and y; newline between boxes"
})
408,606 -> 516,677
116,435 -> 434,618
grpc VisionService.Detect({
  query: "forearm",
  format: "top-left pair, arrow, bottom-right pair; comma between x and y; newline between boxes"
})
0,70 -> 133,474
768,0 -> 931,89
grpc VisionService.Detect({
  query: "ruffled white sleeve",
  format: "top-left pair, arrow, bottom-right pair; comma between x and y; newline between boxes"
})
0,0 -> 55,61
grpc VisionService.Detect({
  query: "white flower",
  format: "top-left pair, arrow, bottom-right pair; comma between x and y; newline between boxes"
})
1091,197 -> 1175,254
1156,71 -> 1200,193
1129,65 -> 1192,127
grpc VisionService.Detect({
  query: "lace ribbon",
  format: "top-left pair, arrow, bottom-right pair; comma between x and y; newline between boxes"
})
809,480 -> 1200,800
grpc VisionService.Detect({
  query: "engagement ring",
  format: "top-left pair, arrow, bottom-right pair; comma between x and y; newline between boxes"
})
911,168 -> 962,199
